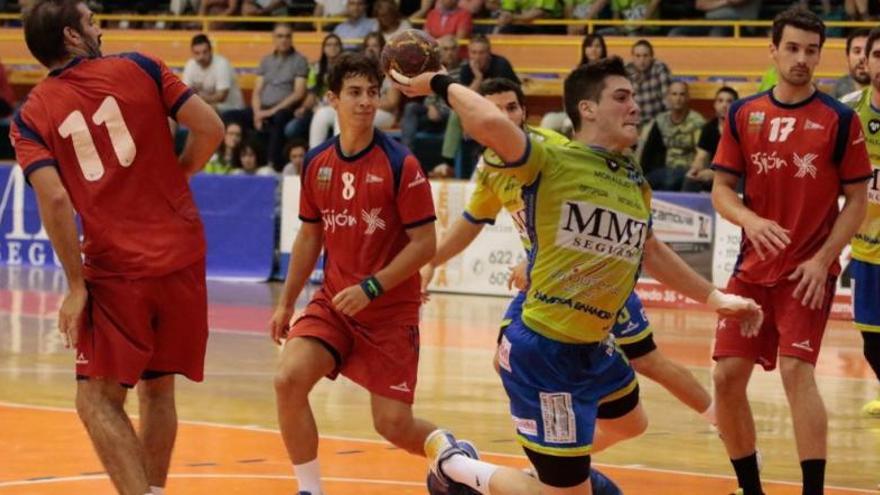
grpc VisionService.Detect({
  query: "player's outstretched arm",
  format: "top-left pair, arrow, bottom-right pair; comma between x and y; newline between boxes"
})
390,71 -> 527,165
420,217 -> 484,293
270,221 -> 324,344
176,95 -> 224,176
711,168 -> 790,260
29,167 -> 86,349
644,235 -> 763,336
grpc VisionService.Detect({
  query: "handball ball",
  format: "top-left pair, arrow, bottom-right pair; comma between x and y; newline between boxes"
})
380,29 -> 442,78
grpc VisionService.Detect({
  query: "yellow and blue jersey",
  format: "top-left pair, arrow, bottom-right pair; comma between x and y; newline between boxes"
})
464,126 -> 569,251
485,133 -> 652,344
842,87 -> 880,265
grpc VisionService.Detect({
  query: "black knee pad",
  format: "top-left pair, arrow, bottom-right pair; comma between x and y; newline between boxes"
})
523,448 -> 591,488
862,332 -> 880,377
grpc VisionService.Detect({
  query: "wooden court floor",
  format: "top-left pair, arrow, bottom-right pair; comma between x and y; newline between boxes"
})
1,266 -> 878,494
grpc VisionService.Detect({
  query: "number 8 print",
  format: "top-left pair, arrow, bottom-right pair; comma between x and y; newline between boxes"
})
58,96 -> 137,181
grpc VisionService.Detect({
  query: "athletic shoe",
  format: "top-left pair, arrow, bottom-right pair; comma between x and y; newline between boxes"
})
426,437 -> 481,495
862,397 -> 880,417
590,468 -> 622,495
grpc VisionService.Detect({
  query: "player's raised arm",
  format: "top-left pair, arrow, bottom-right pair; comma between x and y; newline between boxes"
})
390,70 -> 528,165
175,95 -> 224,175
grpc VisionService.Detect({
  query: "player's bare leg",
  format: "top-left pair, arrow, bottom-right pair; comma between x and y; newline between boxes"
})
592,402 -> 648,454
714,357 -> 762,495
137,375 -> 177,491
76,378 -> 151,495
630,350 -> 712,418
779,356 -> 827,493
370,394 -> 437,455
274,337 -> 337,462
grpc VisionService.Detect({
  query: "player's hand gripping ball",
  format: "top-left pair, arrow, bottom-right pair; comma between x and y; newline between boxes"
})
380,29 -> 442,78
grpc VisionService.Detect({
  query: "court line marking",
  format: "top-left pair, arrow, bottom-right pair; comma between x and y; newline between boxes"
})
0,401 -> 875,493
0,473 -> 423,489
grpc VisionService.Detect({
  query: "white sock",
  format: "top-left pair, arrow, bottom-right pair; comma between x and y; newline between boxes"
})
701,400 -> 717,425
441,453 -> 497,495
150,487 -> 164,495
294,459 -> 323,495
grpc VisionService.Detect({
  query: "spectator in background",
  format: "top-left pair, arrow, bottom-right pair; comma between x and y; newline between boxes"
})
540,33 -> 607,133
459,35 -> 519,91
626,39 -> 671,126
334,0 -> 379,48
287,33 -> 343,143
845,0 -> 875,20
205,122 -> 244,175
637,81 -> 705,191
669,0 -> 759,37
399,35 -> 460,149
564,0 -> 608,35
282,139 -> 308,176
608,0 -> 659,35
232,139 -> 277,176
183,34 -> 244,114
242,0 -> 289,15
170,0 -> 200,15
834,28 -> 870,98
199,0 -> 239,28
424,0 -> 473,43
684,86 -> 738,192
225,23 -> 309,170
313,0 -> 348,30
375,0 -> 412,38
495,0 -> 563,33
0,57 -> 14,119
362,32 -> 401,129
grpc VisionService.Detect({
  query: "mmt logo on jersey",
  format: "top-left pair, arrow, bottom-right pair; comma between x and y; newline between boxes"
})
557,201 -> 648,263
0,166 -> 61,268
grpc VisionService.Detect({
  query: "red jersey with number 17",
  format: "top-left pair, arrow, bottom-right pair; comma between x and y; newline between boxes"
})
10,53 -> 204,280
299,131 -> 436,327
712,90 -> 872,285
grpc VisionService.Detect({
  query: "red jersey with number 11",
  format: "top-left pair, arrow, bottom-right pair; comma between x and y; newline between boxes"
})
712,90 -> 872,285
10,53 -> 204,280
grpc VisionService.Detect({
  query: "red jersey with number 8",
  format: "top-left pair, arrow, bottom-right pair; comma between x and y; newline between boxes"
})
299,132 -> 436,327
712,90 -> 872,285
10,53 -> 204,280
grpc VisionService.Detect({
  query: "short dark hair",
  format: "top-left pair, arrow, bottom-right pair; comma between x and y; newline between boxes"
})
478,78 -> 525,107
191,33 -> 211,48
866,28 -> 880,60
631,39 -> 653,55
846,28 -> 871,54
328,51 -> 383,94
771,6 -> 825,48
716,86 -> 739,100
564,56 -> 628,132
23,0 -> 84,68
470,34 -> 490,49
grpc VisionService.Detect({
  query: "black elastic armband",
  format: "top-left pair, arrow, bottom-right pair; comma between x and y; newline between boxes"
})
430,74 -> 455,106
360,275 -> 384,300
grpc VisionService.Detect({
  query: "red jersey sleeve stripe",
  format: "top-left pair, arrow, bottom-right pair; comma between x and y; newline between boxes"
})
403,215 -> 437,229
841,174 -> 873,185
13,111 -> 47,147
299,215 -> 322,223
169,88 -> 195,119
23,159 -> 58,184
711,163 -> 742,176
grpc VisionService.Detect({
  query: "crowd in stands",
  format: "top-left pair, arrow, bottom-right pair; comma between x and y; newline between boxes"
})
3,0 -> 878,191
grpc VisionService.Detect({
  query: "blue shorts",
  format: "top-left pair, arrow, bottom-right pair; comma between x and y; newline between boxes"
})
852,259 -> 880,333
611,292 -> 656,359
501,291 -> 526,328
497,317 -> 638,457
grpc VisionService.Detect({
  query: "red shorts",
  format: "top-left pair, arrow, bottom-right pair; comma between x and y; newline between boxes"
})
76,260 -> 208,386
288,293 -> 420,404
713,275 -> 836,370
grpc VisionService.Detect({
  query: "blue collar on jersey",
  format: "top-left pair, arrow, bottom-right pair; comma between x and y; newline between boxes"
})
49,56 -> 87,77
767,86 -> 818,109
